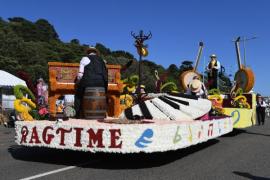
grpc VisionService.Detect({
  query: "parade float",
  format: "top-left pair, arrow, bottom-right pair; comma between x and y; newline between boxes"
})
14,32 -> 234,154
216,37 -> 256,129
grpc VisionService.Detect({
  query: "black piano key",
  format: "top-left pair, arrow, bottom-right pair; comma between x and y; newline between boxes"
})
139,101 -> 153,119
158,96 -> 180,109
164,95 -> 189,106
168,92 -> 198,100
124,107 -> 134,120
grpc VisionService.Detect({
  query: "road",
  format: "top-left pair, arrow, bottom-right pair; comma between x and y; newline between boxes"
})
1,118 -> 270,180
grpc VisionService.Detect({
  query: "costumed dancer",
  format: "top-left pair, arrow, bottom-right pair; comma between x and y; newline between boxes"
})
186,76 -> 208,98
256,94 -> 267,125
206,54 -> 221,90
74,47 -> 108,119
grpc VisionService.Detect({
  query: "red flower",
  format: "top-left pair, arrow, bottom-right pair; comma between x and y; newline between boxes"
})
39,107 -> 49,116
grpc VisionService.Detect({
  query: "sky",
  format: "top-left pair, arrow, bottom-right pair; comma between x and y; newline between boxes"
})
1,0 -> 270,95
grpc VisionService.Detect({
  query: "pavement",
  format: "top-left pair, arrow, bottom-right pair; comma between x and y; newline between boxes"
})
1,118 -> 270,180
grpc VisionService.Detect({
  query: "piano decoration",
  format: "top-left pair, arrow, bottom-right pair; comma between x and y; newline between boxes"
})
120,93 -> 212,121
48,62 -> 123,118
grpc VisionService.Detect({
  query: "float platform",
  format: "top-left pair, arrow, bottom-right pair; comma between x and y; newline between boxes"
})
15,117 -> 233,153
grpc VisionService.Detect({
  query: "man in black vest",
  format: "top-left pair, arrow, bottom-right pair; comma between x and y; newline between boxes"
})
256,94 -> 267,125
207,54 -> 221,90
74,47 -> 108,118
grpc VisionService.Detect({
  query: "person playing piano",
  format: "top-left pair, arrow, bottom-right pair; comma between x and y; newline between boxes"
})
74,47 -> 108,118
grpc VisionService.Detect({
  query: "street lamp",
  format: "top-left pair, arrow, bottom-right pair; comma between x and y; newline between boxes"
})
131,30 -> 152,102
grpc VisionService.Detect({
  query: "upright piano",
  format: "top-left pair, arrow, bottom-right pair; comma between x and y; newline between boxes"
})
48,62 -> 123,117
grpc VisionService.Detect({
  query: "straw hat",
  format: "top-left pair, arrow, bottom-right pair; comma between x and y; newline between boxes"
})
189,79 -> 202,93
86,47 -> 100,56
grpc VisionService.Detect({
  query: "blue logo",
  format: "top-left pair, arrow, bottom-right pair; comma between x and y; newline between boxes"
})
231,110 -> 240,125
135,129 -> 153,148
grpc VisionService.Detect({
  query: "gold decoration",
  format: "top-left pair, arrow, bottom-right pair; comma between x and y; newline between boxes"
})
14,97 -> 36,121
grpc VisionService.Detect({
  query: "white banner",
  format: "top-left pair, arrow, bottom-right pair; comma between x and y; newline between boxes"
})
15,118 -> 233,153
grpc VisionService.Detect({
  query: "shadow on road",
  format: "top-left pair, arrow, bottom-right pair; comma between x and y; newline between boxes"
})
233,171 -> 270,180
243,131 -> 270,137
8,139 -> 219,169
221,129 -> 246,137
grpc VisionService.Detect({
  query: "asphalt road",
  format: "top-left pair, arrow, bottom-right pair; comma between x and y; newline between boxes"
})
1,118 -> 270,180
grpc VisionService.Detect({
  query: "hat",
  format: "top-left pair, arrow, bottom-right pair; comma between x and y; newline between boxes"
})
210,54 -> 217,58
86,47 -> 100,56
38,78 -> 44,82
189,79 -> 202,93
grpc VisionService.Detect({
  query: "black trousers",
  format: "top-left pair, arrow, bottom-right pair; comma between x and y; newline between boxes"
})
208,70 -> 218,90
256,107 -> 266,125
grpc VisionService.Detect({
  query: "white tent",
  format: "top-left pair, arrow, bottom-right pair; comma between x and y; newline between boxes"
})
0,70 -> 27,110
0,70 -> 26,87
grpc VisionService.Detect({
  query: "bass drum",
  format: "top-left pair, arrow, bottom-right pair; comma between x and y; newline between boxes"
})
234,68 -> 255,93
179,70 -> 201,91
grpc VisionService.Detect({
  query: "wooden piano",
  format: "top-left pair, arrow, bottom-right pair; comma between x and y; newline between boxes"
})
48,62 -> 123,117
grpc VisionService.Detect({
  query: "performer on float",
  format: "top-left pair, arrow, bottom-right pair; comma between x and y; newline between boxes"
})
186,76 -> 208,98
74,47 -> 108,118
206,54 -> 221,90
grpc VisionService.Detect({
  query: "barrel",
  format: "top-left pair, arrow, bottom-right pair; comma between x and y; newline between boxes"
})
82,87 -> 107,119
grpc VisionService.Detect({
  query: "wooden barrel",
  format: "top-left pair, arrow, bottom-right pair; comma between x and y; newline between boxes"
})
82,87 -> 107,119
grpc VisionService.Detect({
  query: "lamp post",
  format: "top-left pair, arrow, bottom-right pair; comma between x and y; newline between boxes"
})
131,30 -> 152,102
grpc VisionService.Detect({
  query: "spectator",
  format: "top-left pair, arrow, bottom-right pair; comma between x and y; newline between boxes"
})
256,94 -> 267,125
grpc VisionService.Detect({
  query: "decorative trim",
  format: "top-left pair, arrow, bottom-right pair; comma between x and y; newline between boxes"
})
15,117 -> 233,153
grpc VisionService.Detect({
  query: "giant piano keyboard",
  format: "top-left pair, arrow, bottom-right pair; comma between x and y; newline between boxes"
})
48,62 -> 123,118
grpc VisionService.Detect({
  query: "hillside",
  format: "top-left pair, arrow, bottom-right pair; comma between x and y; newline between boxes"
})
0,17 -> 231,92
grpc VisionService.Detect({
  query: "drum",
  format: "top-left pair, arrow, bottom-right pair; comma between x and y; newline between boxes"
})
234,68 -> 255,93
179,42 -> 203,91
179,70 -> 201,91
82,87 -> 107,119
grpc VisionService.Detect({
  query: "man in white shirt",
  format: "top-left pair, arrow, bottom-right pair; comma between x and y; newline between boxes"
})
256,94 -> 267,125
206,54 -> 221,90
74,47 -> 108,118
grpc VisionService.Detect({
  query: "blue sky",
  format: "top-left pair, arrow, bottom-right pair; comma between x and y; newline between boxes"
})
1,0 -> 270,95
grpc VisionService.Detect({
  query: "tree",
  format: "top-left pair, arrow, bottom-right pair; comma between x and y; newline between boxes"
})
95,43 -> 111,56
70,39 -> 80,44
179,60 -> 193,73
167,64 -> 179,78
35,19 -> 59,41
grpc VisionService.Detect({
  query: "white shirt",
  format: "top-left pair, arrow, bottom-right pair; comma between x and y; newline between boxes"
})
77,53 -> 95,79
257,100 -> 267,108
